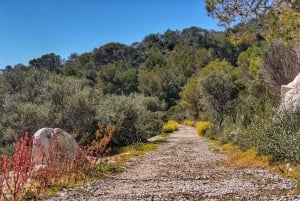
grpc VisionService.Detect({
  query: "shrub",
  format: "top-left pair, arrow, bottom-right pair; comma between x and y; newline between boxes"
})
88,122 -> 116,164
0,71 -> 98,146
162,120 -> 179,133
96,94 -> 166,146
0,132 -> 34,201
236,109 -> 300,163
195,121 -> 212,136
183,120 -> 195,127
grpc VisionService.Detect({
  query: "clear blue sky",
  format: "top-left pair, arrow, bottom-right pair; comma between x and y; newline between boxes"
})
0,0 -> 221,68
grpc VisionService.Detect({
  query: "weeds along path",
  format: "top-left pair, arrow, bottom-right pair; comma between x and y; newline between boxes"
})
48,125 -> 299,201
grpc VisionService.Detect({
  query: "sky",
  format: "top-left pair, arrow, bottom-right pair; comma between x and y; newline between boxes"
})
0,0 -> 221,68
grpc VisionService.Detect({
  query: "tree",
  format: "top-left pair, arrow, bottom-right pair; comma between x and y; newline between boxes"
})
205,0 -> 299,26
138,69 -> 163,97
200,59 -> 237,79
202,72 -> 239,129
141,50 -> 166,70
97,62 -> 138,95
161,29 -> 181,51
262,40 -> 300,97
93,43 -> 142,69
268,7 -> 300,45
203,31 -> 249,65
29,53 -> 61,72
237,46 -> 262,81
177,27 -> 208,49
180,76 -> 203,120
138,34 -> 163,52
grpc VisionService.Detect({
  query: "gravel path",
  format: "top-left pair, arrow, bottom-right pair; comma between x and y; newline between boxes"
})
47,125 -> 300,201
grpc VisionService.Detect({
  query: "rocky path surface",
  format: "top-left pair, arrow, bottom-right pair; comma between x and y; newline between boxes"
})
47,126 -> 300,201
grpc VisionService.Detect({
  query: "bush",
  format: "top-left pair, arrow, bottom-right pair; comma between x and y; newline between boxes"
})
195,121 -> 212,136
183,120 -> 195,127
96,94 -> 166,146
0,71 -> 98,146
0,133 -> 33,201
162,120 -> 179,133
0,132 -> 91,200
236,109 -> 300,163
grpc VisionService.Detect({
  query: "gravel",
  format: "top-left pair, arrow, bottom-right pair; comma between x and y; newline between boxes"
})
46,126 -> 299,201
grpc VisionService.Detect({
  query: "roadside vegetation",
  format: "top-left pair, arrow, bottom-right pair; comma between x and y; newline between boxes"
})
0,121 -> 174,200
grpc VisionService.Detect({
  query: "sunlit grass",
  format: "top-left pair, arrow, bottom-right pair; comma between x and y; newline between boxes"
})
108,133 -> 169,166
221,143 -> 271,168
183,120 -> 195,127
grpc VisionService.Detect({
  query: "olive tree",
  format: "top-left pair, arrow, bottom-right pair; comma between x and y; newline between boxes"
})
201,72 -> 239,129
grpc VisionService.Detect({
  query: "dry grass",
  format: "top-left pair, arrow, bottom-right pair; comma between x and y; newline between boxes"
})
217,143 -> 271,168
183,120 -> 195,127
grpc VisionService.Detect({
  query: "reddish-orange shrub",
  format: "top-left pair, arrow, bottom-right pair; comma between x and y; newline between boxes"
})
0,132 -> 33,201
88,122 -> 116,164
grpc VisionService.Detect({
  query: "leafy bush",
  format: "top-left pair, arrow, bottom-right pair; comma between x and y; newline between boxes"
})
236,109 -> 300,163
96,94 -> 166,146
195,121 -> 212,136
0,71 -> 97,146
162,120 -> 179,133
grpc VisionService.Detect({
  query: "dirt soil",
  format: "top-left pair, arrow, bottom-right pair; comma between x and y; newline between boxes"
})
47,125 -> 300,201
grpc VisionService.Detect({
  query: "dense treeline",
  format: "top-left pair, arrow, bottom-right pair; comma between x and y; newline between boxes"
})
0,1 -> 299,162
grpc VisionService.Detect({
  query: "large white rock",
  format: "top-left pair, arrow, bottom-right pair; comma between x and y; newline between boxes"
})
280,73 -> 300,111
32,128 -> 81,167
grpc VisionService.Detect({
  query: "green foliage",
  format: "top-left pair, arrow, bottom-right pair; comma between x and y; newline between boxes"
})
176,27 -> 208,49
2,22 -> 300,167
204,31 -> 249,65
179,76 -> 203,120
199,60 -> 246,128
201,71 -> 240,129
200,59 -> 237,79
0,69 -> 97,145
268,7 -> 300,46
237,46 -> 262,81
92,42 -> 142,69
138,65 -> 184,108
205,0 -> 274,26
236,110 -> 300,163
97,62 -> 138,95
96,94 -> 166,146
29,53 -> 61,72
141,51 -> 166,70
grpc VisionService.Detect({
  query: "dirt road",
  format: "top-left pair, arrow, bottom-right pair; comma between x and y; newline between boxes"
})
48,126 -> 299,201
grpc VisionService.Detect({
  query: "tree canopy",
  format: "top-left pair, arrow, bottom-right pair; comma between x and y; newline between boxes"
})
205,0 -> 299,26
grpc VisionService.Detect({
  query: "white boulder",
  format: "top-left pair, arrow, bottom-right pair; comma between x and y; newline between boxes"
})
280,73 -> 300,111
32,128 -> 81,167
